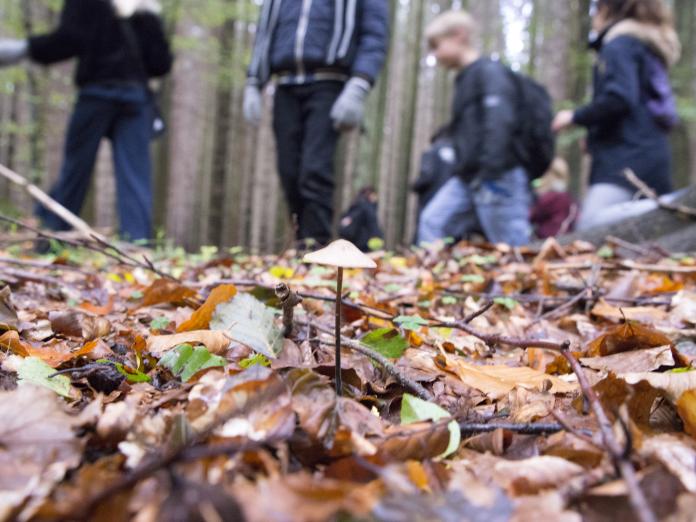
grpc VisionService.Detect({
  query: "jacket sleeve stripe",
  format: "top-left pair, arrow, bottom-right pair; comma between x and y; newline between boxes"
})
248,0 -> 273,80
337,0 -> 357,59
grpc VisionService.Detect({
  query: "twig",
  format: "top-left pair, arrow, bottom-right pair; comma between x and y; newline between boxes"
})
0,255 -> 91,275
275,282 -> 303,337
458,421 -> 584,436
0,214 -> 176,281
606,236 -> 660,261
560,345 -> 657,522
310,324 -> 434,403
0,162 -> 106,240
623,169 -> 696,219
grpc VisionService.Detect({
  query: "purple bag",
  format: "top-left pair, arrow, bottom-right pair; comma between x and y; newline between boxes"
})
644,52 -> 679,131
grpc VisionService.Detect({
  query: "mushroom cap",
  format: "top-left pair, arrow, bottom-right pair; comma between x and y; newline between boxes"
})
302,239 -> 377,269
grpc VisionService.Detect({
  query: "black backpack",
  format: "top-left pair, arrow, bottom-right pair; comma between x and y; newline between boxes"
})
508,70 -> 555,181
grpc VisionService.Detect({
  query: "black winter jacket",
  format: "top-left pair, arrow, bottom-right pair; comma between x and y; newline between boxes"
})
449,58 -> 520,182
248,0 -> 389,87
28,0 -> 173,87
573,21 -> 678,195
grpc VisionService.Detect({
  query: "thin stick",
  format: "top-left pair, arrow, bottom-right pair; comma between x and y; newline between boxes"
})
623,169 -> 696,219
0,162 -> 106,241
335,267 -> 343,396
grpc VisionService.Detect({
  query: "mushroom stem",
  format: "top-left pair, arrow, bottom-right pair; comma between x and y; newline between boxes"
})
335,267 -> 343,395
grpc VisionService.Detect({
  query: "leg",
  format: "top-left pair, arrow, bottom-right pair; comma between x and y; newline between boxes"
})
111,97 -> 153,241
272,86 -> 304,228
576,183 -> 635,231
417,176 -> 477,244
474,168 -> 533,246
296,82 -> 343,245
36,95 -> 113,231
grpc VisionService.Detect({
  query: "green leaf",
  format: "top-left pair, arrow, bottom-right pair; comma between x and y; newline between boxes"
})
393,315 -> 429,331
361,328 -> 408,359
130,290 -> 144,300
597,245 -> 614,259
150,316 -> 170,330
96,359 -> 151,383
494,297 -> 518,311
462,254 -> 497,266
400,393 -> 460,459
367,237 -> 385,251
18,357 -> 74,398
239,353 -> 271,369
211,293 -> 283,358
461,274 -> 485,284
441,296 -> 457,305
158,344 -> 226,382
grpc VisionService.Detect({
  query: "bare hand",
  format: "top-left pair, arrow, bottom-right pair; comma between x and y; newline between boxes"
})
552,110 -> 575,133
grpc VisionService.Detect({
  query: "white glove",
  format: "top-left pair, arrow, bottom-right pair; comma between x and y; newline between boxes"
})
243,85 -> 263,126
330,77 -> 370,131
0,39 -> 27,67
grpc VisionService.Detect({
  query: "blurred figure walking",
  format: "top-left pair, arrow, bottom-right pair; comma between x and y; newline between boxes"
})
0,0 -> 173,241
243,0 -> 389,247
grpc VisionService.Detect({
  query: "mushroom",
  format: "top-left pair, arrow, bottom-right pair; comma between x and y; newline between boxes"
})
303,239 -> 377,395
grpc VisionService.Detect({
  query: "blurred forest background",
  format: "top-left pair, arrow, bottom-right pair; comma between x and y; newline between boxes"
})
0,0 -> 695,252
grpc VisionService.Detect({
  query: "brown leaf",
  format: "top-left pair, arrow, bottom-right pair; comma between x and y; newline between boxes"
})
586,322 -> 672,357
677,390 -> 696,439
0,329 -> 30,356
177,284 -> 237,332
620,371 -> 696,402
379,422 -> 450,461
49,311 -> 111,341
147,330 -> 231,355
141,278 -> 197,307
591,299 -> 668,324
0,385 -> 84,521
581,345 -> 674,373
493,456 -> 585,496
441,353 -> 577,399
286,369 -> 337,441
541,431 -> 604,469
641,434 -> 696,493
0,285 -> 18,331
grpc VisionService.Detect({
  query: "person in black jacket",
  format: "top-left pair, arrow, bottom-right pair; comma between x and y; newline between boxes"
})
339,186 -> 383,252
243,0 -> 389,246
0,0 -> 172,241
552,0 -> 679,231
417,10 -> 532,246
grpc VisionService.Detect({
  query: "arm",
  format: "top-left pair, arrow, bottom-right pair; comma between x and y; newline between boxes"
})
573,38 -> 638,127
351,0 -> 390,84
134,13 -> 173,78
27,0 -> 84,65
246,0 -> 273,87
477,62 -> 518,179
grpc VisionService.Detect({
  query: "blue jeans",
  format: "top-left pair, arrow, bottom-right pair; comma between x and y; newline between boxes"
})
418,168 -> 532,246
36,83 -> 154,240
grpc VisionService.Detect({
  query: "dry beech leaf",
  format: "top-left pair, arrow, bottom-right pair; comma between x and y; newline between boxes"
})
541,431 -> 604,469
677,390 -> 696,438
441,353 -> 576,399
581,345 -> 674,374
591,299 -> 668,324
493,456 -> 585,496
0,385 -> 84,521
379,422 -> 450,461
147,330 -> 231,355
140,278 -> 197,307
0,329 -> 30,356
177,284 -> 237,332
586,322 -> 672,357
641,434 -> 696,493
620,371 -> 696,402
49,311 -> 111,341
0,285 -> 18,331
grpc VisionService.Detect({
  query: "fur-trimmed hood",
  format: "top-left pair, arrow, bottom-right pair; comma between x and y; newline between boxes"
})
112,0 -> 161,18
604,19 -> 681,67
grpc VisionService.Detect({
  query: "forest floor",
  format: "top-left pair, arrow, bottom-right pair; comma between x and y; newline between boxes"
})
2,233 -> 696,521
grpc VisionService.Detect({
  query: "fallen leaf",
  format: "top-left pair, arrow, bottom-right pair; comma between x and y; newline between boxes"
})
210,293 -> 281,358
49,311 -> 111,341
620,371 -> 696,402
493,456 -> 585,496
677,390 -> 696,438
159,343 -> 227,382
586,373 -> 663,429
441,354 -> 577,399
141,278 -> 197,307
17,357 -> 76,398
0,330 -> 30,356
147,330 -> 231,355
0,285 -> 18,331
586,322 -> 672,357
0,386 -> 84,521
641,434 -> 696,493
581,345 -> 674,373
401,393 -> 460,458
361,328 -> 408,359
177,284 -> 236,332
591,299 -> 668,324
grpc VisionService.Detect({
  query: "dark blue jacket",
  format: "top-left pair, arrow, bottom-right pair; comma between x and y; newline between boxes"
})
573,23 -> 677,195
248,0 -> 389,87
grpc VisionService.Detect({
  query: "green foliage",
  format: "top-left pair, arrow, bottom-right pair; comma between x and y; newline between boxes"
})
494,297 -> 519,311
96,359 -> 151,383
361,328 -> 408,359
400,393 -> 460,459
239,353 -> 271,369
393,314 -> 429,331
18,357 -> 73,398
150,316 -> 171,331
461,274 -> 485,284
158,344 -> 226,382
597,245 -> 614,259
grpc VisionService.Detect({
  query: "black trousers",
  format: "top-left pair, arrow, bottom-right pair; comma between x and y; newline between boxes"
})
273,81 -> 342,245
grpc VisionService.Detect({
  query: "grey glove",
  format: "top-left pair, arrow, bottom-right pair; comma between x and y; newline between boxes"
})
0,39 -> 27,66
243,84 -> 263,126
330,77 -> 370,131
